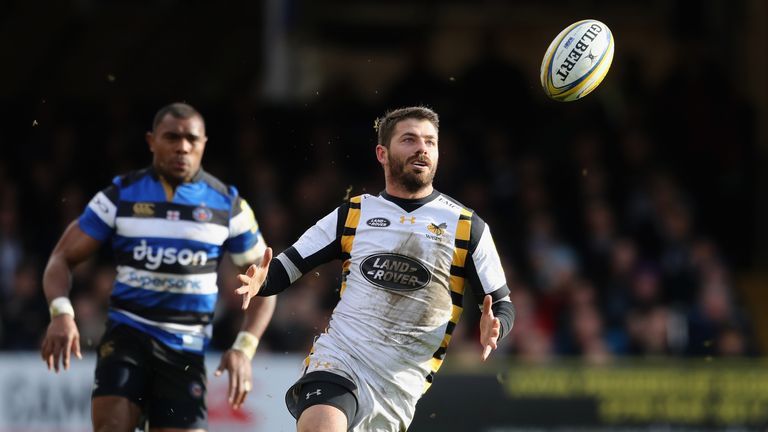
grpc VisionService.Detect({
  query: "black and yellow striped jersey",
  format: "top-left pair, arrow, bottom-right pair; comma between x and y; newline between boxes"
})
261,189 -> 510,397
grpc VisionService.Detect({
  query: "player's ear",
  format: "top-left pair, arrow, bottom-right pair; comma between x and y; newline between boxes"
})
375,144 -> 387,164
146,131 -> 155,153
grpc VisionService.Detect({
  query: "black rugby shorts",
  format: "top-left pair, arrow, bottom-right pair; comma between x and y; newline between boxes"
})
92,323 -> 207,429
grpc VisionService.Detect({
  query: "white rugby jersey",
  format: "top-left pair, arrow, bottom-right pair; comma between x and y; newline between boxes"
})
266,190 -> 509,397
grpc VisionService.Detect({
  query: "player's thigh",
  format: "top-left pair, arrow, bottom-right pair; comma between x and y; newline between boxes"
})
146,338 -> 208,430
92,395 -> 142,432
92,324 -> 149,431
288,371 -> 358,432
298,404 -> 348,432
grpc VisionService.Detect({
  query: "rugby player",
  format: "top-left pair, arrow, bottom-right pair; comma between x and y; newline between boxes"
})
237,106 -> 515,431
40,103 -> 275,432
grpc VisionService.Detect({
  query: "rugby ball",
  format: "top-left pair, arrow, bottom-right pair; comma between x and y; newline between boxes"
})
540,19 -> 614,102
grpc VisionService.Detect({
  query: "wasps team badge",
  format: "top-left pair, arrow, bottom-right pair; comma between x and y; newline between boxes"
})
427,222 -> 447,236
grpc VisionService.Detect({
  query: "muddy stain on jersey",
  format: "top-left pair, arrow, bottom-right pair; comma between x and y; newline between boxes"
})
364,232 -> 453,358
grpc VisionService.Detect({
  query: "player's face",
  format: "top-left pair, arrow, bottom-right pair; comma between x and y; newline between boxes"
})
382,119 -> 439,193
147,114 -> 207,184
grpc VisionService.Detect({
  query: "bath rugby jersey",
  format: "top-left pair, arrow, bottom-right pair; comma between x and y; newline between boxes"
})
262,190 -> 509,395
78,167 -> 266,353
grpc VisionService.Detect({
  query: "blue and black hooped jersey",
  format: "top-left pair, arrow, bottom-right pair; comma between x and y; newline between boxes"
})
79,167 -> 266,353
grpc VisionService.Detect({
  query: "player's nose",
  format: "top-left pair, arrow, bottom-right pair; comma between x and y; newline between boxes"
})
414,137 -> 429,152
176,138 -> 193,153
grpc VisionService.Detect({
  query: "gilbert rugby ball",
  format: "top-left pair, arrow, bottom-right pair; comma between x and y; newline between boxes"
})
540,19 -> 614,102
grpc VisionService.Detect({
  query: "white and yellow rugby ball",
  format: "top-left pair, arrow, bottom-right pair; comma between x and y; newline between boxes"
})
540,19 -> 614,102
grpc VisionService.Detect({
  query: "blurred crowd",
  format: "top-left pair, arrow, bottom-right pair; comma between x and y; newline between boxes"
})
0,31 -> 759,363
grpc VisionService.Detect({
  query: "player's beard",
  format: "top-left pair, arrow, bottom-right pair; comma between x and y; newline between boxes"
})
388,152 -> 437,193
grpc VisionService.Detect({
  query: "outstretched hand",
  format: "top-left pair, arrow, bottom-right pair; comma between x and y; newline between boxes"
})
480,295 -> 501,361
235,247 -> 273,310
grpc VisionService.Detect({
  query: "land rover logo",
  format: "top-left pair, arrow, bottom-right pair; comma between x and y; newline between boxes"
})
360,253 -> 430,291
366,217 -> 391,227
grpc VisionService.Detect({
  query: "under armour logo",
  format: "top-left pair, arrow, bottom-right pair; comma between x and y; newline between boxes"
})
400,215 -> 416,224
306,388 -> 322,400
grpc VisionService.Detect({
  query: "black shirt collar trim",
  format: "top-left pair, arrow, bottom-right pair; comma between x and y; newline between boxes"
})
379,189 -> 440,213
149,166 -> 206,183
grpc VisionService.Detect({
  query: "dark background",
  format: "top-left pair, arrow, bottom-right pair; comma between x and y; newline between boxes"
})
1,0 -> 767,366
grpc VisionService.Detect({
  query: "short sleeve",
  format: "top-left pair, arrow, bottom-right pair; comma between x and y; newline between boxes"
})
465,214 -> 509,303
227,197 -> 267,266
78,183 -> 119,241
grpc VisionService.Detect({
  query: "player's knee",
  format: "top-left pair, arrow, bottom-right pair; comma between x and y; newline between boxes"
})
298,404 -> 348,432
93,417 -> 135,432
92,396 -> 142,432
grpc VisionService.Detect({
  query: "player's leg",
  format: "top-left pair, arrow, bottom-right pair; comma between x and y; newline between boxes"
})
92,396 -> 142,432
298,404 -> 348,432
286,371 -> 359,432
145,337 -> 208,431
149,427 -> 206,432
91,324 -> 149,432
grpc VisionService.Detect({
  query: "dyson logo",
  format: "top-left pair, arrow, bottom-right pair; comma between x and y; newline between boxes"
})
132,240 -> 208,270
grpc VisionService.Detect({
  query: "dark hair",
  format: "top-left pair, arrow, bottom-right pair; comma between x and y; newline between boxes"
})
376,106 -> 439,148
152,102 -> 204,131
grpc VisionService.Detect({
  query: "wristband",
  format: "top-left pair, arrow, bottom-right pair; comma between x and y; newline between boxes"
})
232,331 -> 259,360
49,297 -> 75,319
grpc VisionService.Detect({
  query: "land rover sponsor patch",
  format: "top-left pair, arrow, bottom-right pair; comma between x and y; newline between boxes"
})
360,253 -> 431,291
366,217 -> 391,227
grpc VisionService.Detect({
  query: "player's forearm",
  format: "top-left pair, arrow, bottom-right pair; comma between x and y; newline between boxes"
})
230,290 -> 275,359
491,300 -> 516,340
240,295 -> 276,338
42,254 -> 74,303
255,257 -> 293,296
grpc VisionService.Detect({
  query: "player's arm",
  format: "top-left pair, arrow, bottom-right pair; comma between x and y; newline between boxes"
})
42,221 -> 103,365
464,213 -> 516,361
236,202 -> 348,303
41,185 -> 116,372
42,223 -> 99,374
215,256 -> 277,410
44,221 -> 103,301
215,196 -> 277,408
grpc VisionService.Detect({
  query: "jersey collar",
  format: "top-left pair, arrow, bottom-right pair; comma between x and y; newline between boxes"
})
379,189 -> 440,213
148,165 -> 206,183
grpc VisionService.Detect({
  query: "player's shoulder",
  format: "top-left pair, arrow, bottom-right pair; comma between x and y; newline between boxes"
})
351,193 -> 375,205
434,191 -> 488,226
112,167 -> 153,189
434,191 -> 474,213
196,170 -> 239,199
332,193 -> 374,221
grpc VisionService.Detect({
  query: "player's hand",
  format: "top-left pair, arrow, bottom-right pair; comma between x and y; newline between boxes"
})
40,314 -> 82,373
215,349 -> 253,410
479,295 -> 500,361
235,247 -> 273,310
